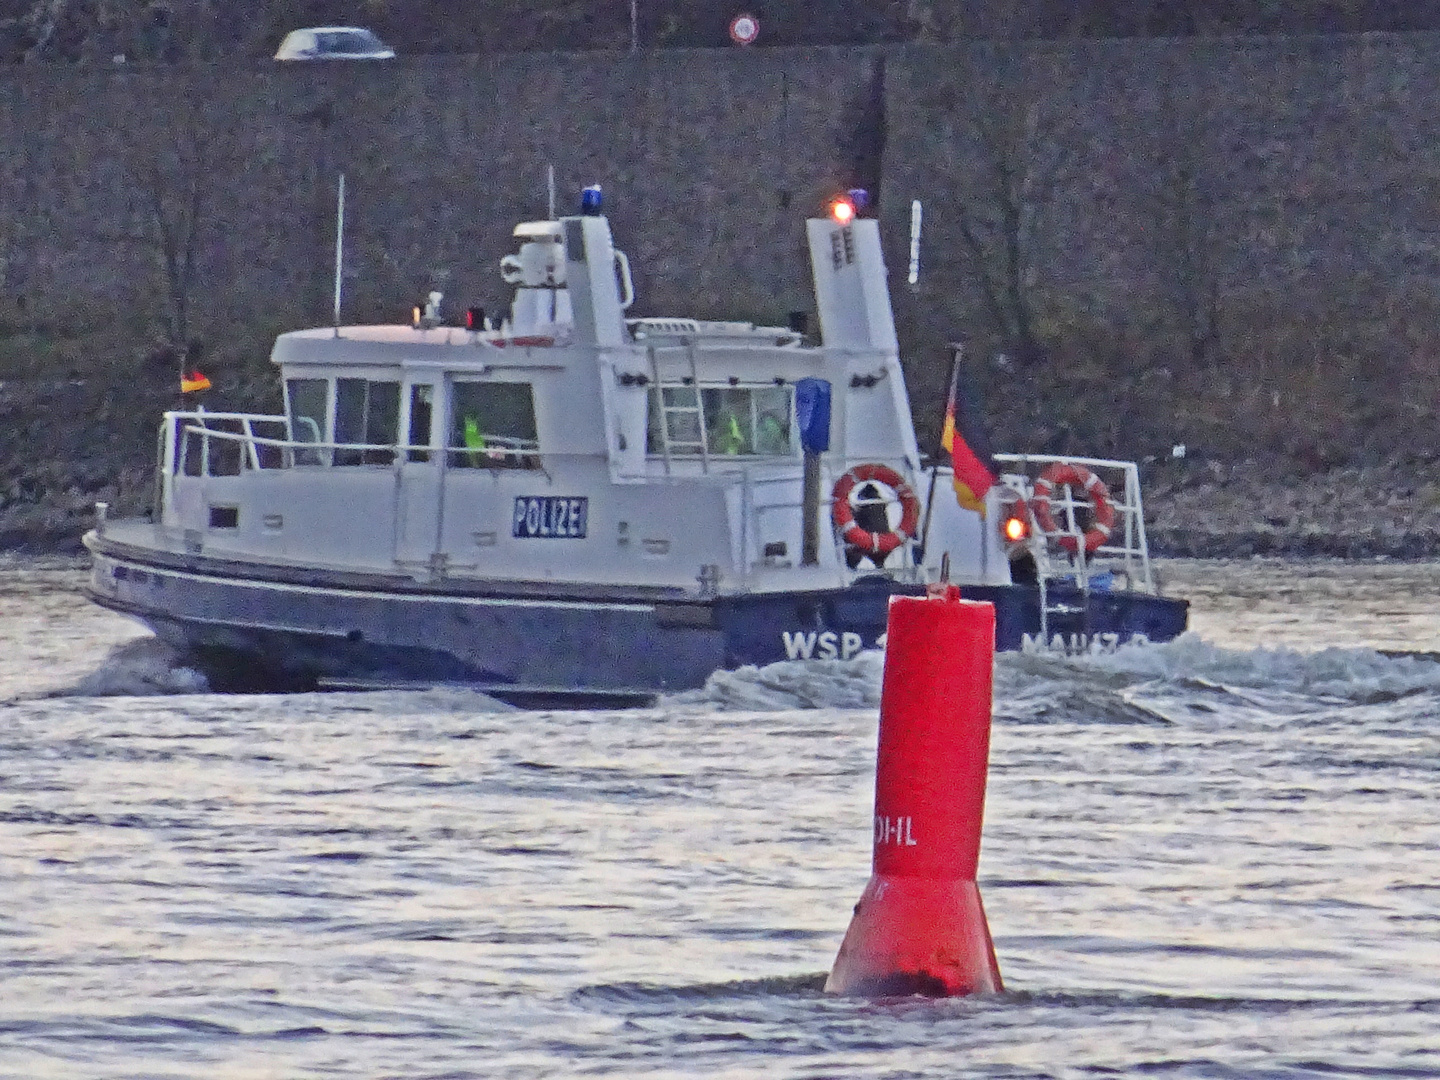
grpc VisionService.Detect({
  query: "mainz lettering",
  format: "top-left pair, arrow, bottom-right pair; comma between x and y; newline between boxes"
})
1020,631 -> 1150,656
781,630 -> 866,660
512,496 -> 589,539
874,814 -> 917,846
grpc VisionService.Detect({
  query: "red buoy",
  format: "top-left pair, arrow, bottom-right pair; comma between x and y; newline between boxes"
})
825,587 -> 1003,997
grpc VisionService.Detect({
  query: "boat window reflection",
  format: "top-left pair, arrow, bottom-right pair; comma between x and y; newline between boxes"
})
448,381 -> 540,470
334,378 -> 400,466
645,384 -> 793,457
285,378 -> 329,466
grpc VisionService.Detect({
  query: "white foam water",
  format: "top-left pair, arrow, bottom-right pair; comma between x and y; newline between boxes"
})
672,632 -> 1440,713
60,635 -> 209,697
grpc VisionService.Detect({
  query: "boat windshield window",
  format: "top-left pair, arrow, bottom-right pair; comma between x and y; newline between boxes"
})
286,378 -> 329,466
646,385 -> 793,457
448,381 -> 540,470
334,378 -> 400,465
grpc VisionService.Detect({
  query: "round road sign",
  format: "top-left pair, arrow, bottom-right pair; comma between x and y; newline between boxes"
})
729,13 -> 759,45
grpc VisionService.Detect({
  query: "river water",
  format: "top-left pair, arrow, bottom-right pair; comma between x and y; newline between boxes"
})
1,556 -> 1438,1078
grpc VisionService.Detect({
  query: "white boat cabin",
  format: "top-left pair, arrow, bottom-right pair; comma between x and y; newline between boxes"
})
152,211 -> 1031,594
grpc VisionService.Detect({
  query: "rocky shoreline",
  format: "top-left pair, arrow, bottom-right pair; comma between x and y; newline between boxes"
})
1142,460 -> 1440,560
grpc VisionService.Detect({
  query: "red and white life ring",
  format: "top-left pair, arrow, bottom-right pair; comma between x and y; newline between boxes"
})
830,463 -> 921,557
1032,463 -> 1116,554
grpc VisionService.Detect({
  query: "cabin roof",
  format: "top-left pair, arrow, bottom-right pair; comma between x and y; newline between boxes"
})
271,325 -> 538,367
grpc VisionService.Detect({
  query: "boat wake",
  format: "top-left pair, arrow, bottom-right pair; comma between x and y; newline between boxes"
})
49,636 -> 209,698
667,650 -> 888,711
669,632 -> 1440,714
36,630 -> 1440,714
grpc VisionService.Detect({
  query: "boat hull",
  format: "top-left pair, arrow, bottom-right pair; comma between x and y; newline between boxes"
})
84,535 -> 1188,704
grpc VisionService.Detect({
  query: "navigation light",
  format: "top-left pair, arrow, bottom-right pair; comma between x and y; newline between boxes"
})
830,198 -> 855,225
580,185 -> 603,215
1003,514 -> 1029,543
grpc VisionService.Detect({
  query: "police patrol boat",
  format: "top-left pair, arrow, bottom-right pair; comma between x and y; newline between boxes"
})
83,189 -> 1187,705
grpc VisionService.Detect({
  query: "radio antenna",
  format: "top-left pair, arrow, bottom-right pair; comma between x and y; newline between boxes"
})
332,173 -> 346,336
547,164 -> 556,220
907,199 -> 922,288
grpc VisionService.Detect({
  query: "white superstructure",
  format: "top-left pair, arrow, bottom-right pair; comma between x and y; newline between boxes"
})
139,209 -> 1028,597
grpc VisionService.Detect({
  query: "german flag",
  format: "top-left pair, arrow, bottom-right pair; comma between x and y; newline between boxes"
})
180,369 -> 212,393
939,354 -> 996,515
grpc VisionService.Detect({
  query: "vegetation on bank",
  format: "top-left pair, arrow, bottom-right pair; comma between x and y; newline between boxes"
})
0,312 -> 280,550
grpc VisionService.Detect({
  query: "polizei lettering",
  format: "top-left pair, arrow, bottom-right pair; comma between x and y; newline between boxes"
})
513,496 -> 589,539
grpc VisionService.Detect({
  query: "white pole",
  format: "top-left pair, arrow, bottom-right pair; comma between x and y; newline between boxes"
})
332,173 -> 346,336
630,0 -> 639,51
547,164 -> 556,220
907,199 -> 922,286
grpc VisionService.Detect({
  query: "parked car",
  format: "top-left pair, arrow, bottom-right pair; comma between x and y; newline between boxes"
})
275,27 -> 395,61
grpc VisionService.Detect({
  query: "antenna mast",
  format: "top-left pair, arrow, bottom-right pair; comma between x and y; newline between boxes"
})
332,173 -> 346,336
907,199 -> 922,287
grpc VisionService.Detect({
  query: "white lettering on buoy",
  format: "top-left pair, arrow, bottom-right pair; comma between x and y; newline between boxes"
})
841,631 -> 863,659
874,815 -> 918,847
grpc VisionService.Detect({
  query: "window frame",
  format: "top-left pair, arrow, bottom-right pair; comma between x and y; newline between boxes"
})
284,377 -> 331,467
446,378 -> 542,471
645,381 -> 796,459
334,377 -> 401,466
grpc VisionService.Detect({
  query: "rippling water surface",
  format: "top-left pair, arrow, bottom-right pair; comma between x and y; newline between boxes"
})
2,556 -> 1439,1077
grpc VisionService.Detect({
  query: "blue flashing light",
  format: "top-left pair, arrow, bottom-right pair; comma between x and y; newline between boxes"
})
795,377 -> 832,454
847,188 -> 870,212
580,185 -> 604,215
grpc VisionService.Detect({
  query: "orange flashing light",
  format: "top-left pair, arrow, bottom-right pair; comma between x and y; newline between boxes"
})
1003,515 -> 1028,543
830,198 -> 856,225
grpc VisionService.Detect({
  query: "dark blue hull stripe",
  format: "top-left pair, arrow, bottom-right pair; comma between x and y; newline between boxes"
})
86,551 -> 1189,695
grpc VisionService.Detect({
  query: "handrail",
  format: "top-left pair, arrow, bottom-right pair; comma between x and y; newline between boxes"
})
994,452 -> 1139,471
989,453 -> 1154,594
175,421 -> 539,465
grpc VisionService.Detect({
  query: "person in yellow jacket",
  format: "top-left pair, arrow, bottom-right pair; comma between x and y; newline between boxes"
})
711,409 -> 747,455
463,414 -> 487,466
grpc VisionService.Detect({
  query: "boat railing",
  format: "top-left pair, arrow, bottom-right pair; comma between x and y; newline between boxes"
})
990,453 -> 1155,594
166,411 -> 543,478
161,410 -> 926,581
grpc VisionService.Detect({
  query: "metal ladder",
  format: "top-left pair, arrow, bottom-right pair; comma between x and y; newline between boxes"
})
1025,485 -> 1090,644
1034,537 -> 1089,643
648,342 -> 710,474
